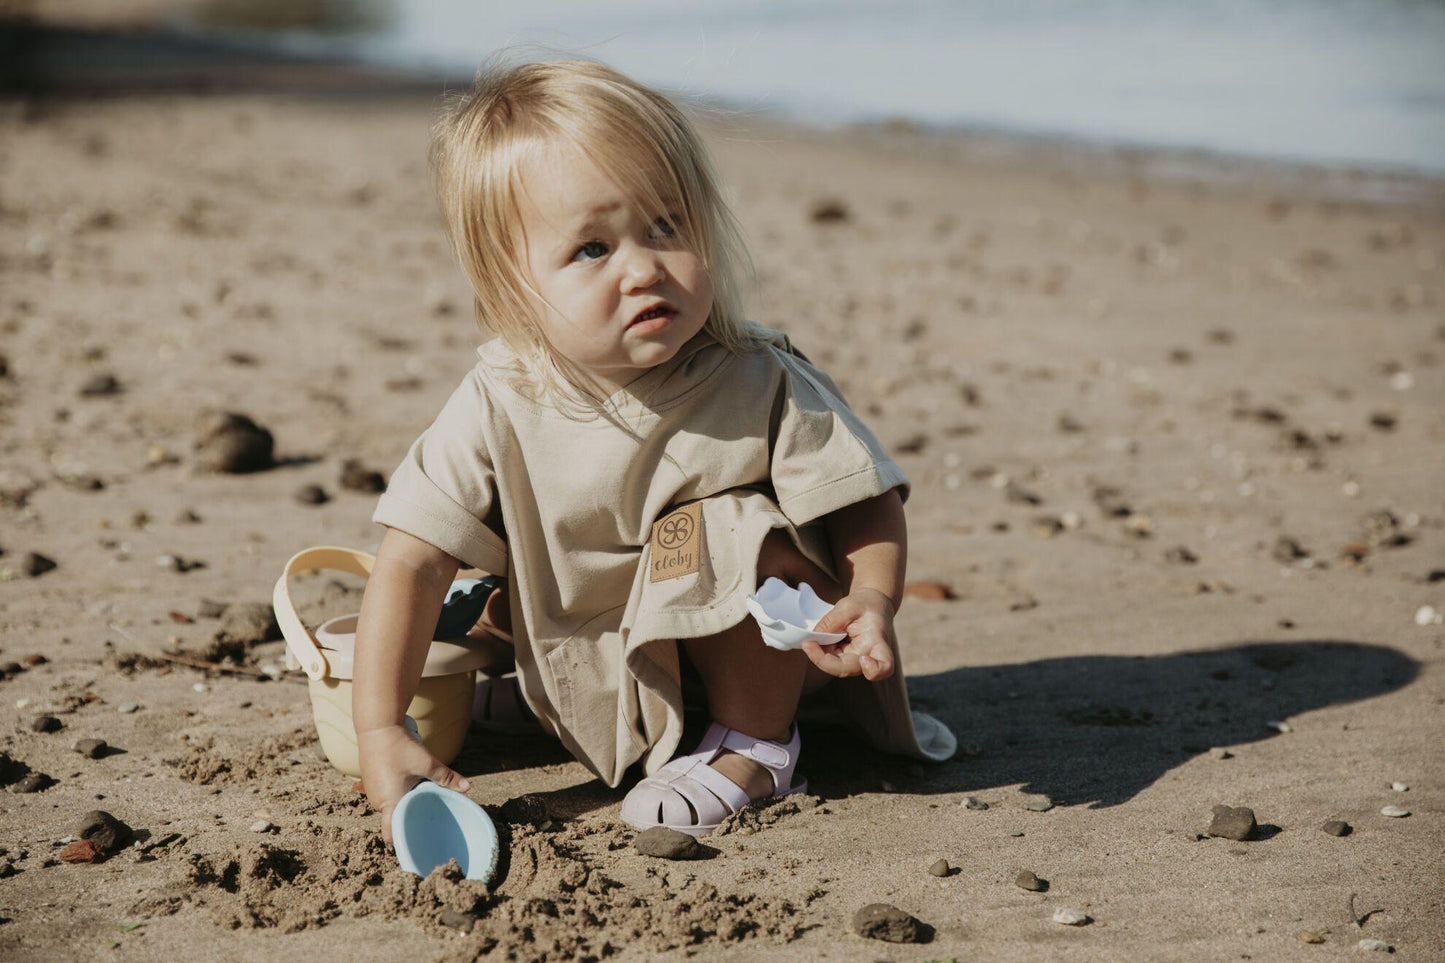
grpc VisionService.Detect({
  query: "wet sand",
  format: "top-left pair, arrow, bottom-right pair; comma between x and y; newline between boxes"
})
0,81 -> 1442,961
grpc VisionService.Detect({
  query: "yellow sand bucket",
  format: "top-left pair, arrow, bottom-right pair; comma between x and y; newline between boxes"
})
273,546 -> 488,777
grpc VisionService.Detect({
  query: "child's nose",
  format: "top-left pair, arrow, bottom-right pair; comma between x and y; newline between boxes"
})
621,247 -> 666,289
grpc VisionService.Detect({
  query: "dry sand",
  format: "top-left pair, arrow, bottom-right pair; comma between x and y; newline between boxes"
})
0,81 -> 1443,961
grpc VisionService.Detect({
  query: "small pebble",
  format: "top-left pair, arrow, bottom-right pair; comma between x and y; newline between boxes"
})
10,773 -> 49,793
118,703 -> 139,714
1414,604 -> 1441,626
851,903 -> 925,943
1207,804 -> 1257,841
1024,796 -> 1054,812
961,796 -> 989,811
1052,907 -> 1090,926
77,811 -> 133,855
1379,806 -> 1410,818
192,682 -> 207,693
1357,938 -> 1392,952
293,484 -> 330,506
73,738 -> 108,759
1209,748 -> 1233,760
1015,870 -> 1048,892
1320,820 -> 1352,837
1390,782 -> 1408,792
633,826 -> 703,860
59,840 -> 104,863
22,552 -> 57,577
928,858 -> 949,878
249,819 -> 273,833
1297,930 -> 1326,944
29,715 -> 62,734
1267,720 -> 1293,733
339,458 -> 386,493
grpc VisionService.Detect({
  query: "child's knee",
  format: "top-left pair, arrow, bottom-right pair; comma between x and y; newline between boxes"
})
756,528 -> 842,601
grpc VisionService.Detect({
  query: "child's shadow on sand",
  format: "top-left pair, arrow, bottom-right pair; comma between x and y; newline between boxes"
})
817,638 -> 1419,809
454,639 -> 1417,818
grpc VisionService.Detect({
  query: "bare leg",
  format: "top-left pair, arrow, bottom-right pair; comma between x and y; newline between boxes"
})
681,528 -> 843,800
458,569 -> 515,674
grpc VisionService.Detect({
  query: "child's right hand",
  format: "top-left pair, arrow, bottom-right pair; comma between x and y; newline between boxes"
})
357,724 -> 471,847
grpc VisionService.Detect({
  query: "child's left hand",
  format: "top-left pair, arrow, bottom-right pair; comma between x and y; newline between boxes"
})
801,587 -> 897,682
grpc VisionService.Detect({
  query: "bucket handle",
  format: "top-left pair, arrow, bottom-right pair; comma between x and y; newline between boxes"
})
273,546 -> 377,681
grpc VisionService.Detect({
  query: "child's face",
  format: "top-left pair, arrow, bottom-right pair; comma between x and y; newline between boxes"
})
515,143 -> 713,394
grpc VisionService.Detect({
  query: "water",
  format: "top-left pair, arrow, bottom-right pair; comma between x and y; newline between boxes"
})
186,1 -> 1445,175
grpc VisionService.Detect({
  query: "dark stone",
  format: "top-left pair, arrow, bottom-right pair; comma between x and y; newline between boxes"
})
339,458 -> 386,493
1321,820 -> 1352,837
22,553 -> 57,577
73,739 -> 108,759
0,662 -> 21,678
851,902 -> 926,943
0,751 -> 30,785
633,826 -> 704,860
1207,805 -> 1257,841
1272,536 -> 1310,563
194,411 -> 275,473
77,810 -> 134,855
10,772 -> 51,793
29,715 -> 61,734
1015,870 -> 1048,892
810,199 -> 850,224
78,372 -> 121,397
294,484 -> 329,506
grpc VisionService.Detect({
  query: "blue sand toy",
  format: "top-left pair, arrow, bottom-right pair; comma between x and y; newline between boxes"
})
392,780 -> 500,883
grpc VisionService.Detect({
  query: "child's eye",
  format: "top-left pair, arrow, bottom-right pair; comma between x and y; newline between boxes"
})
649,215 -> 678,239
571,240 -> 609,262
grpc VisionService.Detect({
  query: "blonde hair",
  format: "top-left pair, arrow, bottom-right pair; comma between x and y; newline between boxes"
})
428,53 -> 775,417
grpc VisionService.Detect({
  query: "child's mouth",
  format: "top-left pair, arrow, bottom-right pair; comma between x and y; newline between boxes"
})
630,305 -> 676,326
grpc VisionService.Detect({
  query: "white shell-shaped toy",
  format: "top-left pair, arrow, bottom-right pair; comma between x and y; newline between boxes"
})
745,576 -> 847,652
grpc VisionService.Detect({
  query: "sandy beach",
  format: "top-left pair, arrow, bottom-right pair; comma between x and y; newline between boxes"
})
1,38 -> 1443,961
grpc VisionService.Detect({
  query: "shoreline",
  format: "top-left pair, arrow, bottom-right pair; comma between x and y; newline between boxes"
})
3,20 -> 1443,212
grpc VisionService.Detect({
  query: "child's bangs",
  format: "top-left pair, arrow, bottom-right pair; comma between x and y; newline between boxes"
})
576,120 -> 709,255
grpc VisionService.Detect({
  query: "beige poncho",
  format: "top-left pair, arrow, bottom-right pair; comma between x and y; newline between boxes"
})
373,325 -> 956,787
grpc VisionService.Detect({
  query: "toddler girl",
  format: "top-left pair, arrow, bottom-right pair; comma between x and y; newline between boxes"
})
353,56 -> 956,842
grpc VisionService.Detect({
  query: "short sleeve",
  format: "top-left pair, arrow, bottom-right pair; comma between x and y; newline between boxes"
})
371,368 -> 509,575
768,341 -> 911,527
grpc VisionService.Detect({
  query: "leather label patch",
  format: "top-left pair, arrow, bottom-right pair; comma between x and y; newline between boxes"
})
649,502 -> 702,583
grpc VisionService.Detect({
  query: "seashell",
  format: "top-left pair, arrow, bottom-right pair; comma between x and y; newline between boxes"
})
744,577 -> 847,652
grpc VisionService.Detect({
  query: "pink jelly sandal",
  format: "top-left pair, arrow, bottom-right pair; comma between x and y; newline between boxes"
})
619,721 -> 808,837
471,670 -> 541,736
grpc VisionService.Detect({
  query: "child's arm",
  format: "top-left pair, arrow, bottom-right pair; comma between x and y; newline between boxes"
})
353,526 -> 470,844
805,488 -> 908,681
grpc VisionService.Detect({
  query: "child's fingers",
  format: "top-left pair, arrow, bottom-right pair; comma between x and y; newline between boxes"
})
803,640 -> 863,678
812,597 -> 858,635
428,763 -> 472,794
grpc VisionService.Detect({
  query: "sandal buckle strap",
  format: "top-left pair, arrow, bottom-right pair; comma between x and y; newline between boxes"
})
744,741 -> 790,769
